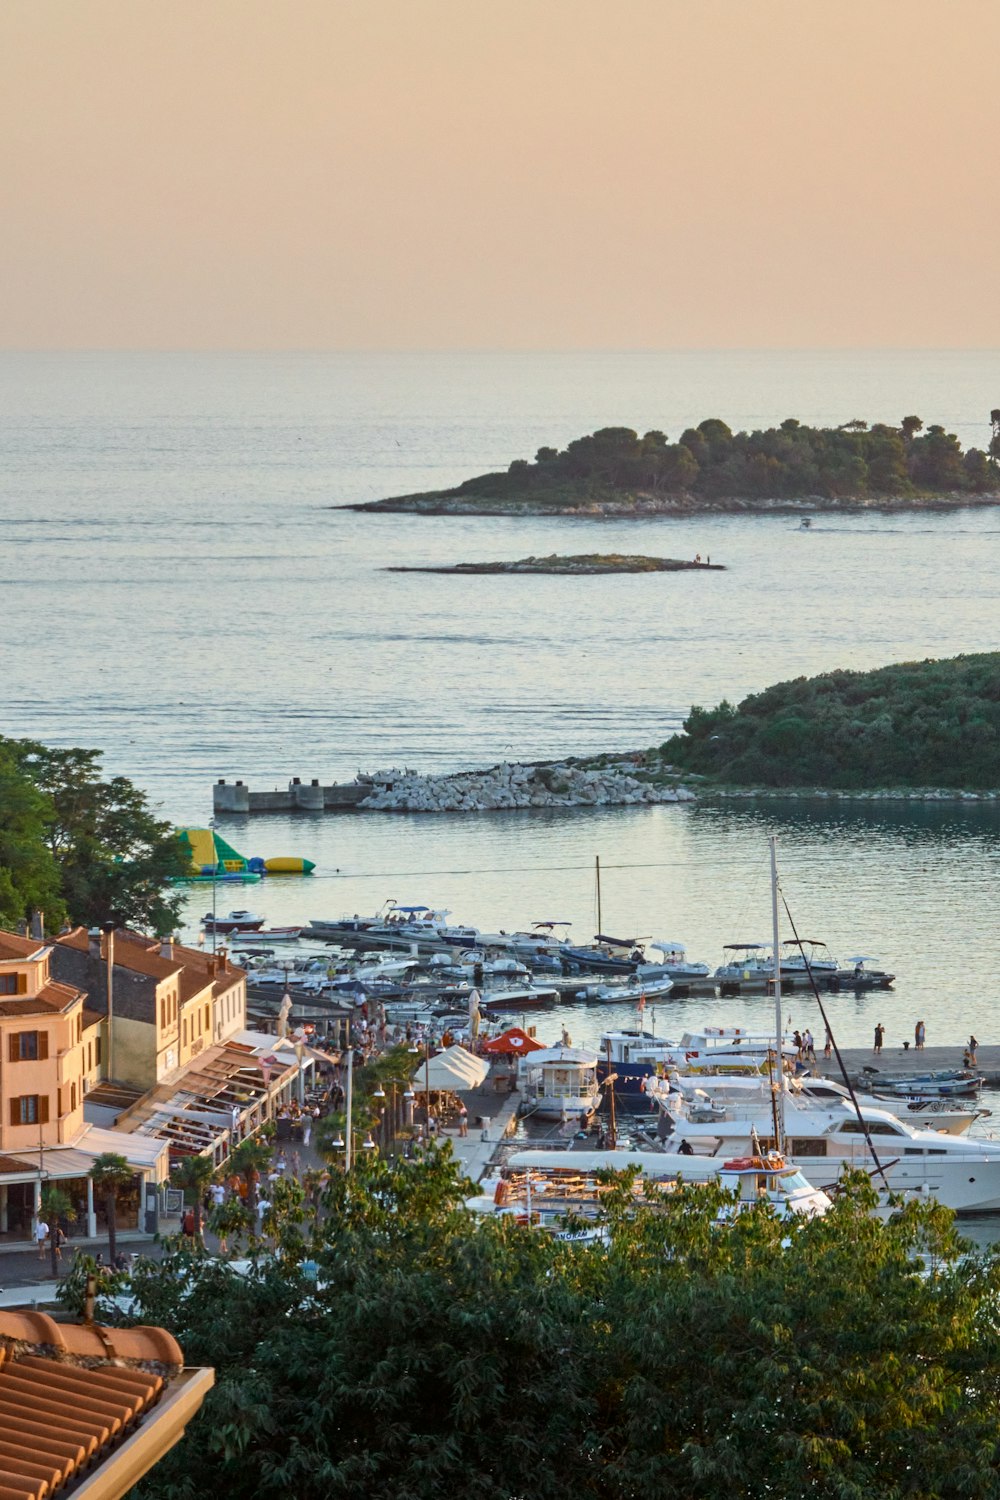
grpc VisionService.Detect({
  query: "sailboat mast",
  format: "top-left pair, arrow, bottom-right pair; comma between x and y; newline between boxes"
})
596,854 -> 602,936
769,836 -> 785,1151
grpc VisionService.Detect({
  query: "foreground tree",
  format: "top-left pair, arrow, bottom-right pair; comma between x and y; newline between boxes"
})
1,737 -> 188,933
0,743 -> 64,928
126,1153 -> 1000,1500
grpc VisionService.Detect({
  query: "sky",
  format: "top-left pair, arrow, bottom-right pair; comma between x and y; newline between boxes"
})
1,0 -> 998,350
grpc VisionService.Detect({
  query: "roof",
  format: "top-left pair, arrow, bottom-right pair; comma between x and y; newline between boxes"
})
0,979 -> 83,1020
0,932 -> 44,961
0,1152 -> 36,1179
0,1310 -> 212,1500
7,1125 -> 169,1180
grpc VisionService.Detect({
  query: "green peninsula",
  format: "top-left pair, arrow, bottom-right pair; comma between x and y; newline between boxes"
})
660,653 -> 1000,790
347,414 -> 1000,516
385,552 -> 723,575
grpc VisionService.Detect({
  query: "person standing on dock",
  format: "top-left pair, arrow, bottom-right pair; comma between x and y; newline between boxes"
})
873,1023 -> 885,1055
967,1035 -> 979,1066
823,1025 -> 833,1060
915,1020 -> 926,1050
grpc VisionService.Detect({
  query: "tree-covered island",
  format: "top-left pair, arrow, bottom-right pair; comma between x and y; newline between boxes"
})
347,412 -> 1000,516
658,653 -> 1000,790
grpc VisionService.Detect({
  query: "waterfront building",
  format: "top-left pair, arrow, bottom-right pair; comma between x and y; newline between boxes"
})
51,927 -> 248,1091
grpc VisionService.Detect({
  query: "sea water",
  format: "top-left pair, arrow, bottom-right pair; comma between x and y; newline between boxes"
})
2,349 -> 1000,1048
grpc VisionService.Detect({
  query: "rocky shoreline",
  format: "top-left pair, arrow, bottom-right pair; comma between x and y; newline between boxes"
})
711,786 -> 1000,804
357,758 -> 696,813
343,490 -> 1000,519
385,552 -> 723,575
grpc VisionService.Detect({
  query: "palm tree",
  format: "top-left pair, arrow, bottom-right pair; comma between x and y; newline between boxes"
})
171,1154 -> 215,1240
228,1138 -> 272,1213
89,1152 -> 135,1264
40,1185 -> 75,1278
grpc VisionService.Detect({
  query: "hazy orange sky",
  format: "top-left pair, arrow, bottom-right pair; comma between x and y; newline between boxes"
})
2,0 -> 998,349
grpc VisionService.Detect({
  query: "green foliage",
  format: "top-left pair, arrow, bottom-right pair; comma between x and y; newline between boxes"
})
0,742 -> 64,927
664,652 -> 1000,789
55,1252 -> 131,1319
384,413 -> 998,508
0,736 -> 188,933
128,1156 -> 1000,1500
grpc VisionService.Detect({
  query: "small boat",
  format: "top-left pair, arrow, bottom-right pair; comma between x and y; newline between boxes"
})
230,926 -> 302,945
779,939 -> 838,976
589,976 -> 675,1004
830,956 -> 896,990
866,1069 -> 984,1100
713,943 -> 774,983
561,935 -> 650,975
203,909 -> 265,933
716,1153 -> 831,1220
644,941 -> 711,983
798,517 -> 813,529
481,982 -> 560,1011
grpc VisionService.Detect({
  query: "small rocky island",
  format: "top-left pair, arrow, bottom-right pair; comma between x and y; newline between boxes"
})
385,552 -> 723,575
346,414 -> 1000,517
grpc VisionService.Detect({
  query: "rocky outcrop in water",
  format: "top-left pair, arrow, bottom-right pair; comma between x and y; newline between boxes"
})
357,760 -> 696,813
386,553 -> 723,574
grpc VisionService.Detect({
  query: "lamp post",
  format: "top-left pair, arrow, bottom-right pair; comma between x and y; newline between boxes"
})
102,921 -> 115,1083
208,817 -> 218,953
344,1047 -> 354,1171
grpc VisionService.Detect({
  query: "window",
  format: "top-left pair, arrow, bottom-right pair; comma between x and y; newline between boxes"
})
183,1017 -> 187,1046
8,1031 -> 48,1062
87,1041 -> 93,1071
9,1095 -> 49,1126
0,974 -> 19,995
95,1035 -> 102,1067
70,1082 -> 76,1112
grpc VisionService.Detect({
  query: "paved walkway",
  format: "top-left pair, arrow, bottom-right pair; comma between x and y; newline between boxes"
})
821,1043 -> 998,1086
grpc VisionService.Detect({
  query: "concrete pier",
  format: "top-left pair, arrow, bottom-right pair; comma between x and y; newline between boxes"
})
820,1044 -> 1000,1090
213,777 -> 370,815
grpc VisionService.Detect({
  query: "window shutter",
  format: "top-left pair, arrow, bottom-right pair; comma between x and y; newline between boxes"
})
8,1035 -> 17,1063
38,1031 -> 49,1061
16,972 -> 27,994
57,1088 -> 63,1117
39,1095 -> 50,1125
9,1098 -> 18,1126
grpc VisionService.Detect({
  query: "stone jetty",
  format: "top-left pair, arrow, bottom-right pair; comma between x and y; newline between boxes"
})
357,760 -> 696,814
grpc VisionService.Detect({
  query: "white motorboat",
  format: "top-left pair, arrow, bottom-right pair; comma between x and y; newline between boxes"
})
780,939 -> 839,976
714,943 -> 773,982
588,976 -> 675,1004
203,909 -> 265,933
597,1027 -> 795,1099
715,1153 -> 831,1219
644,1077 -> 1000,1214
645,940 -> 711,984
481,982 -> 560,1011
519,1047 -> 602,1120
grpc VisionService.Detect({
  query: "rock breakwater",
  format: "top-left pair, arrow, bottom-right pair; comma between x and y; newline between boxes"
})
357,760 -> 697,814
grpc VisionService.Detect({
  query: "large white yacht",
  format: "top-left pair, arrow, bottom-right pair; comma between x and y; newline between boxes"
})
644,1075 -> 1000,1213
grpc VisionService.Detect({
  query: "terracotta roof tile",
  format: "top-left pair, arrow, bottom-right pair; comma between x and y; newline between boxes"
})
0,1311 -> 188,1500
0,933 -> 42,961
0,979 -> 82,1020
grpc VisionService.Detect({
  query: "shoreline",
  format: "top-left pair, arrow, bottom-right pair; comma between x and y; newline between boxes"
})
339,491 -> 1000,520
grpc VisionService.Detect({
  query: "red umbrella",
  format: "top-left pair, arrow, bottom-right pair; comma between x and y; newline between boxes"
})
482,1026 -> 545,1055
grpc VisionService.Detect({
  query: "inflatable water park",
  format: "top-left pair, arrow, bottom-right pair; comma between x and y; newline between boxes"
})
174,827 -> 315,884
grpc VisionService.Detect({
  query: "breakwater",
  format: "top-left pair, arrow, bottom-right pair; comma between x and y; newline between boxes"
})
213,760 -> 697,816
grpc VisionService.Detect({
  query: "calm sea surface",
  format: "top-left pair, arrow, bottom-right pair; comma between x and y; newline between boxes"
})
3,350 -> 1000,1050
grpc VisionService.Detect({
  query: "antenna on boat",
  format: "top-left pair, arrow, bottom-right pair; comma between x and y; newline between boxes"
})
595,854 -> 602,937
781,892 -> 891,1188
769,837 -> 785,1153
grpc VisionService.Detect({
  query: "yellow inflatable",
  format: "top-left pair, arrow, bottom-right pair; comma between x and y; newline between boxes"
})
264,856 -> 316,874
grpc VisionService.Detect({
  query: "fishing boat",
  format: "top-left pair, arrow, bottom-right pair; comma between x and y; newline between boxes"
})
230,925 -> 302,945
865,1068 -> 984,1100
519,1046 -> 602,1120
202,909 -> 265,933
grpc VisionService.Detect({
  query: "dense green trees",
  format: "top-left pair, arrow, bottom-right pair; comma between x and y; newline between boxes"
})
408,414 -> 999,507
663,653 -> 1000,789
122,1154 -> 1000,1500
0,736 -> 186,932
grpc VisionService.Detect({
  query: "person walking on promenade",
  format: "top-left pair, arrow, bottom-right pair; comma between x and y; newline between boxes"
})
458,1103 -> 468,1137
823,1025 -> 833,1060
35,1218 -> 49,1260
873,1023 -> 885,1055
803,1028 -> 816,1064
915,1020 -> 926,1050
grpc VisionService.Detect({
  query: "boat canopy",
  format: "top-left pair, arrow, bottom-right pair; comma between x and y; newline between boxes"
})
722,942 -> 769,950
594,933 -> 640,948
652,940 -> 686,953
395,904 -> 432,913
532,920 -> 572,928
782,937 -> 827,947
845,955 -> 879,963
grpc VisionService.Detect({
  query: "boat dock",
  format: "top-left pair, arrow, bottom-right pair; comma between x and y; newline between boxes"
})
820,1044 -> 1000,1090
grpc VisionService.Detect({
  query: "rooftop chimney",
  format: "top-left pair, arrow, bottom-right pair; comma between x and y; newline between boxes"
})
160,935 -> 175,961
29,910 -> 44,942
88,927 -> 101,960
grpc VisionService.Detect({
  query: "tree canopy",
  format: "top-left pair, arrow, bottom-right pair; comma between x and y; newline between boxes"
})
365,414 -> 999,511
123,1152 -> 1000,1500
662,652 -> 1000,789
0,736 -> 187,933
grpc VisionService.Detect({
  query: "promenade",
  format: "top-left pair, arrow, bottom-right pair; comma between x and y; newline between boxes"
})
821,1043 -> 999,1088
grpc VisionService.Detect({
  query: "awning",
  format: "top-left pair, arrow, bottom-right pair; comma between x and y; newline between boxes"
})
482,1026 -> 545,1056
9,1125 -> 169,1181
417,1045 -> 489,1091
